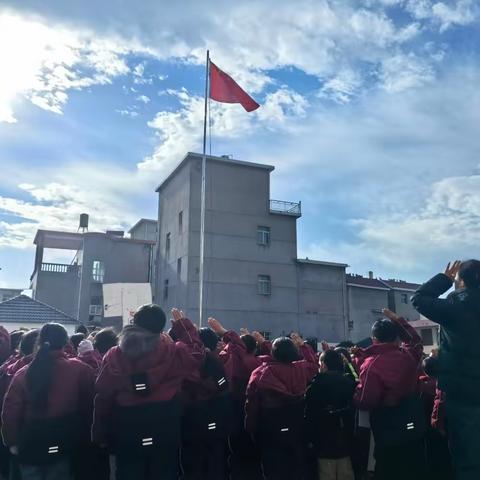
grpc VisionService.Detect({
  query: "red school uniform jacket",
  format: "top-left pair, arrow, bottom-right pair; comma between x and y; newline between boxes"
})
354,316 -> 423,411
245,345 -> 317,433
1,351 -> 95,446
92,318 -> 204,445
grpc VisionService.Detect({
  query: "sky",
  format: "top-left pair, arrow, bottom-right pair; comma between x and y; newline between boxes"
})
1,0 -> 480,290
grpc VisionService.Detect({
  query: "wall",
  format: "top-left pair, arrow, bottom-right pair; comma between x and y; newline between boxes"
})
389,290 -> 419,320
78,234 -> 153,324
347,286 -> 389,342
297,263 -> 346,342
32,270 -> 79,318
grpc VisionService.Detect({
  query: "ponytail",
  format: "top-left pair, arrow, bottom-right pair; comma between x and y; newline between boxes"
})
25,323 -> 68,413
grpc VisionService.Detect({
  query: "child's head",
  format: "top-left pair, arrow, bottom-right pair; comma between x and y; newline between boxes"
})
458,259 -> 480,289
70,333 -> 85,350
10,330 -> 25,353
241,334 -> 257,354
19,329 -> 39,357
199,327 -> 219,351
75,324 -> 89,335
371,319 -> 399,344
272,337 -> 300,363
319,349 -> 344,373
93,328 -> 118,355
39,323 -> 68,351
133,304 -> 166,333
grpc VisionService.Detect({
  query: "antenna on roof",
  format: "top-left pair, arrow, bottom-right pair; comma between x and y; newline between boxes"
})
78,214 -> 89,233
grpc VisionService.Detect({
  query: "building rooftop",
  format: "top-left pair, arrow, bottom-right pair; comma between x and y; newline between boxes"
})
379,279 -> 421,291
128,218 -> 157,234
33,229 -> 155,250
346,274 -> 390,290
155,152 -> 275,192
297,258 -> 349,268
0,295 -> 78,325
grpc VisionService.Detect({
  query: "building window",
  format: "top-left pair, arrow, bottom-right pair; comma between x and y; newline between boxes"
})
178,211 -> 183,232
400,293 -> 409,304
420,328 -> 434,346
166,233 -> 171,257
177,258 -> 182,276
163,279 -> 169,300
89,305 -> 103,316
257,226 -> 270,246
259,331 -> 271,341
258,275 -> 271,295
92,260 -> 105,282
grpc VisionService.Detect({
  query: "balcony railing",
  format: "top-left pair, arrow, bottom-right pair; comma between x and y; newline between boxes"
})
40,263 -> 78,274
269,199 -> 302,217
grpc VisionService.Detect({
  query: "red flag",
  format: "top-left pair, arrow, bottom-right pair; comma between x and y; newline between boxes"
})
209,61 -> 260,112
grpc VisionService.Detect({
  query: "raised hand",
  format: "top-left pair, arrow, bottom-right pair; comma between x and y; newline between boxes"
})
252,331 -> 265,344
382,308 -> 401,322
321,340 -> 330,352
445,260 -> 462,281
240,327 -> 250,336
171,308 -> 185,323
290,332 -> 304,348
208,317 -> 227,336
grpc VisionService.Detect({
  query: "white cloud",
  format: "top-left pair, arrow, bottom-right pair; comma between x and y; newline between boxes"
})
380,52 -> 435,92
136,95 -> 150,104
0,12 -> 138,122
116,108 -> 139,118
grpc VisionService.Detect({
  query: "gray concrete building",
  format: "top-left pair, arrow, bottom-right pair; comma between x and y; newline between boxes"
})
155,152 -> 348,341
30,226 -> 155,326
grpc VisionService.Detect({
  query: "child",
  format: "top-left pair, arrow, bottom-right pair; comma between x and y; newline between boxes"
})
305,349 -> 356,480
180,326 -> 233,480
92,327 -> 118,358
245,335 -> 317,480
2,323 -> 95,480
92,305 -> 204,480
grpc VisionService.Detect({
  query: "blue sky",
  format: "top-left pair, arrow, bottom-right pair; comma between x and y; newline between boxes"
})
1,0 -> 480,289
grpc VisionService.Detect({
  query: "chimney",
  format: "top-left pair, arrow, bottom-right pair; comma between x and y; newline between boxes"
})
368,271 -> 374,279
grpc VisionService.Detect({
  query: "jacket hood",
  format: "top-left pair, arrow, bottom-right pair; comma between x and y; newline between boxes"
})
119,325 -> 159,360
257,360 -> 308,397
103,327 -> 184,390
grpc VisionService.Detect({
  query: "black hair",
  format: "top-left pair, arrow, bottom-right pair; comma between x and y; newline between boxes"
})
26,323 -> 68,412
423,356 -> 440,379
93,328 -> 118,355
335,347 -> 352,364
459,260 -> 480,289
241,334 -> 257,354
336,340 -> 355,349
10,330 -> 25,353
75,324 -> 89,335
372,319 -> 399,343
70,333 -> 85,350
272,337 -> 300,364
199,328 -> 219,351
133,304 -> 166,333
320,349 -> 344,372
305,337 -> 318,354
19,329 -> 39,357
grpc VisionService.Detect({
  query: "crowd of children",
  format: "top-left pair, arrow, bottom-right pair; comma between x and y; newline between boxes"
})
0,258 -> 478,480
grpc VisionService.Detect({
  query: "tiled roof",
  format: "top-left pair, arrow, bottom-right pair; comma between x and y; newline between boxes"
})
346,274 -> 389,290
0,295 -> 78,325
379,279 -> 421,291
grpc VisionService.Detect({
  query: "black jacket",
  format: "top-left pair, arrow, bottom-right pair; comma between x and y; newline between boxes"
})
305,371 -> 356,459
412,273 -> 480,404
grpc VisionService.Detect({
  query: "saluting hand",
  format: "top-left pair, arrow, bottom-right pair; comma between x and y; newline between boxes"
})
171,308 -> 185,323
208,317 -> 227,336
444,260 -> 462,281
382,308 -> 401,322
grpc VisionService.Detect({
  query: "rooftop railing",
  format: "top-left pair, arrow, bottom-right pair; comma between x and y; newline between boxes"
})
269,199 -> 302,217
40,263 -> 78,274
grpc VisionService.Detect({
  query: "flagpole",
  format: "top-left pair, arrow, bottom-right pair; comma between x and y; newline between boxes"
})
199,49 -> 209,328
